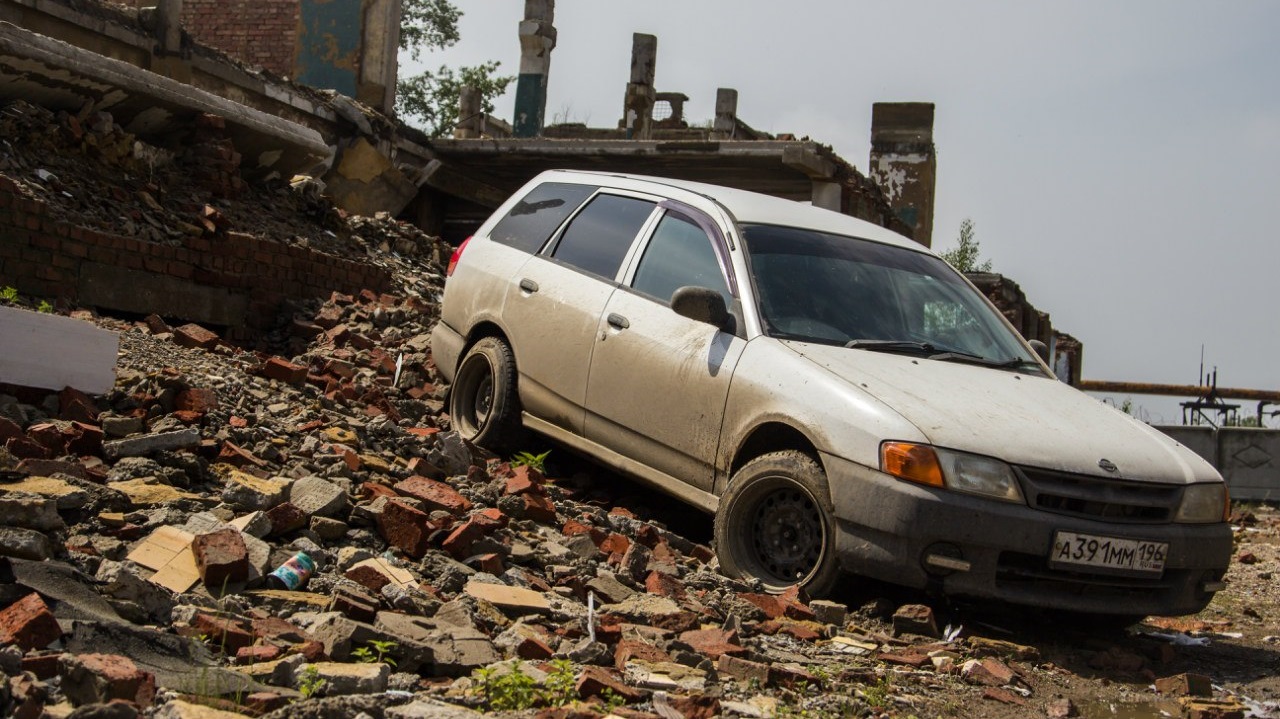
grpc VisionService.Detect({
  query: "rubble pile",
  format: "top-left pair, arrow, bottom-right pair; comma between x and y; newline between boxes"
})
0,99 -> 447,265
1,284 -> 1274,719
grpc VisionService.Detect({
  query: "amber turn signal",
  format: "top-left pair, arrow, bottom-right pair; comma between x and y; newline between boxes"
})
881,442 -> 945,488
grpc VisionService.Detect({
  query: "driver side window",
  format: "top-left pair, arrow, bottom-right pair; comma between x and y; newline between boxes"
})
631,211 -> 732,306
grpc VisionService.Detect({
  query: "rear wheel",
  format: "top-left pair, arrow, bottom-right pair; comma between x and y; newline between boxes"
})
448,337 -> 521,452
714,450 -> 841,596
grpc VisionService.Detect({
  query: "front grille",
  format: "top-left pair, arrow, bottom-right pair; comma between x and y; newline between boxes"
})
1017,467 -> 1180,524
996,551 -> 1175,595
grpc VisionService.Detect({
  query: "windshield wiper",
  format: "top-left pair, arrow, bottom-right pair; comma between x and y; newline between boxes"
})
929,352 -> 1040,369
843,339 -> 936,354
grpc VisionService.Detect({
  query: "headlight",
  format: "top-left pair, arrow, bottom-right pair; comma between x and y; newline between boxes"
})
1175,483 -> 1229,524
881,442 -> 1024,504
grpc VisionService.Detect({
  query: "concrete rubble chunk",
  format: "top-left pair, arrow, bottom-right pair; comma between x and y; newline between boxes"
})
0,492 -> 64,531
0,476 -> 91,510
0,526 -> 55,560
289,476 -> 348,517
108,476 -> 203,506
892,603 -> 940,638
221,469 -> 290,511
103,428 -> 202,459
155,699 -> 254,719
302,661 -> 389,695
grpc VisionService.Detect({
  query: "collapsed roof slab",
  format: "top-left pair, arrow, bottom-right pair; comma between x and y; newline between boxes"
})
423,138 -> 844,207
0,21 -> 329,175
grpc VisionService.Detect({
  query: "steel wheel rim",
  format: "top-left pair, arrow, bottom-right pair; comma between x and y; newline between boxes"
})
747,483 -> 824,584
456,354 -> 495,436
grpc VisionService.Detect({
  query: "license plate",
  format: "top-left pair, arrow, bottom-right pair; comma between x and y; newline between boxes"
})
1050,531 -> 1167,575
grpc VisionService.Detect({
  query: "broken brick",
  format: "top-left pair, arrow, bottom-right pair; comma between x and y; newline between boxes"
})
576,666 -> 647,703
0,593 -> 62,651
678,628 -> 746,660
717,654 -> 770,684
190,613 -> 254,652
377,499 -> 436,558
505,465 -> 544,495
235,644 -> 283,665
892,603 -> 940,638
174,323 -> 220,350
175,387 -> 219,414
59,653 -> 156,707
394,475 -> 472,515
266,501 -> 308,535
191,528 -> 249,588
260,357 -> 307,385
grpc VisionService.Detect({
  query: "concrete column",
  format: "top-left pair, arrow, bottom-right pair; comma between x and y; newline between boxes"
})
359,0 -> 402,113
513,0 -> 556,138
712,88 -> 737,139
622,33 -> 657,140
868,102 -> 937,248
155,0 -> 183,55
456,86 -> 482,139
811,182 -> 842,212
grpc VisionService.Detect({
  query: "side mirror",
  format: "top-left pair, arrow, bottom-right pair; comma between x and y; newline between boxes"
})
1029,339 -> 1050,363
671,286 -> 733,332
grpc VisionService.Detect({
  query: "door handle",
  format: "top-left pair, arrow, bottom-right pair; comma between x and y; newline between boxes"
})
606,313 -> 630,330
519,278 -> 539,293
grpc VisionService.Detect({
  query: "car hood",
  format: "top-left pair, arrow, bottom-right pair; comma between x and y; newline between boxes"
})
788,342 -> 1217,485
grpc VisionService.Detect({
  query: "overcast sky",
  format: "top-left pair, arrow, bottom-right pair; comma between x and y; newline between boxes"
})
403,1 -> 1280,426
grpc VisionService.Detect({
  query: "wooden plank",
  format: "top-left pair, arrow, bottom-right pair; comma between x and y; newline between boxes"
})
0,306 -> 118,394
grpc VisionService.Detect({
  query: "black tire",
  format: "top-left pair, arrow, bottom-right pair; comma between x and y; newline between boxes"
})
714,450 -> 841,596
448,336 -> 522,451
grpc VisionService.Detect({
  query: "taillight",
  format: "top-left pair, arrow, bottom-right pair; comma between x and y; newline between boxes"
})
446,236 -> 473,277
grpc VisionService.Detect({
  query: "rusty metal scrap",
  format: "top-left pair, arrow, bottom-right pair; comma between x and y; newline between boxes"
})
1079,380 -> 1280,402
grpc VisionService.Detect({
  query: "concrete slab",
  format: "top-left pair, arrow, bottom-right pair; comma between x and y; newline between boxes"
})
0,305 -> 118,394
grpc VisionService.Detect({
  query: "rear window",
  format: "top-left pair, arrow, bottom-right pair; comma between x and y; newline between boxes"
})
551,194 -> 656,280
488,182 -> 596,253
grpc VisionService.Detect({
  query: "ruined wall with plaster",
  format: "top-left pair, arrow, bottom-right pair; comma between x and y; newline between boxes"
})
0,175 -> 391,342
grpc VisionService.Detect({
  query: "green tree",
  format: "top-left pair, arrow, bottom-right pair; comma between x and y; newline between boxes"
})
938,218 -> 992,272
397,0 -> 514,137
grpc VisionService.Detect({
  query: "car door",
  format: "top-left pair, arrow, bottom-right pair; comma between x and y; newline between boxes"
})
501,191 -> 660,435
584,205 -> 746,492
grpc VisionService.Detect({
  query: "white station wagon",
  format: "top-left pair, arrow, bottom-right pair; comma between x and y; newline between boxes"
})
431,170 -> 1231,617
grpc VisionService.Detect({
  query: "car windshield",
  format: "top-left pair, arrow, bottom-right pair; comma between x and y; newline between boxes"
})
742,224 -> 1041,370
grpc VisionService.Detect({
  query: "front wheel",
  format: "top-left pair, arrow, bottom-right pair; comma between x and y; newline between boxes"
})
448,337 -> 522,452
714,450 -> 841,596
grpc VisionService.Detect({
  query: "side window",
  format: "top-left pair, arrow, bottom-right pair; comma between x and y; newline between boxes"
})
551,194 -> 656,280
489,182 -> 596,253
632,212 -> 732,305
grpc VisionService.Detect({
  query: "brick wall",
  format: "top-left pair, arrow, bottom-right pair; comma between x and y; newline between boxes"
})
0,174 -> 390,343
126,0 -> 300,77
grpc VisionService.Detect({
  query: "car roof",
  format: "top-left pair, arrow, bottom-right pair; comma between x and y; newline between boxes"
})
544,169 -> 928,254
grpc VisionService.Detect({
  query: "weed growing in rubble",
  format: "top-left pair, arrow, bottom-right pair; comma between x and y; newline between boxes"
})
0,286 -> 16,303
474,662 -> 539,711
297,665 -> 326,699
542,659 -> 577,707
512,450 -> 551,473
860,675 -> 892,709
351,639 -> 398,667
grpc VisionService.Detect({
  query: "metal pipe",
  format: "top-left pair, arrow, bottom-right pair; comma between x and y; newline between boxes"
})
1078,380 -> 1280,402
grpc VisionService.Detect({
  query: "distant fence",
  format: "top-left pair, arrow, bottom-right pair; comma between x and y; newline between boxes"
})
1154,426 -> 1279,502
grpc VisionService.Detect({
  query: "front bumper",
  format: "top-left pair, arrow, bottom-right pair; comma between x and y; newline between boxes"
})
429,320 -> 465,384
823,452 -> 1232,615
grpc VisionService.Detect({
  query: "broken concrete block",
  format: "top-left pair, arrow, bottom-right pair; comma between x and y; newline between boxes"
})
586,572 -> 637,605
0,475 -> 90,510
103,428 -> 201,459
394,475 -> 472,515
192,528 -> 249,588
374,611 -> 500,676
0,526 -> 54,560
229,511 -> 273,539
303,661 -> 389,695
0,492 -> 63,532
101,414 -> 145,438
809,599 -> 848,627
892,603 -> 940,638
0,305 -> 119,394
59,653 -> 156,707
0,593 -> 62,651
289,476 -> 348,517
221,470 -> 289,511
311,516 -> 348,541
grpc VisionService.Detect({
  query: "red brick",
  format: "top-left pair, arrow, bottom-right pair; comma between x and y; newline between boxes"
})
377,499 -> 436,558
576,666 -> 646,703
0,593 -> 62,650
505,465 -> 544,495
614,639 -> 670,671
58,387 -> 99,423
344,564 -> 391,594
600,533 -> 631,557
235,644 -> 282,665
59,653 -> 156,707
442,511 -> 505,558
174,323 -> 220,349
678,628 -> 747,660
21,652 -> 61,679
192,528 -> 249,588
522,493 -> 558,524
266,502 -> 307,535
260,357 -> 307,385
645,571 -> 686,601
191,613 -> 254,652
394,475 -> 472,515
175,387 -> 219,414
